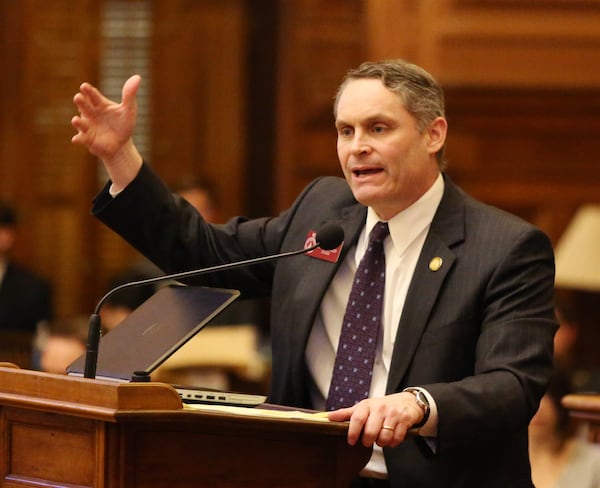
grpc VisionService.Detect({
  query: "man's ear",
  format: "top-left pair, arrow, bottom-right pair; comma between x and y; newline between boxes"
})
426,117 -> 447,155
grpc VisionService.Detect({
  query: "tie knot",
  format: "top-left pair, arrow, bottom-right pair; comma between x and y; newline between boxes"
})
369,222 -> 389,245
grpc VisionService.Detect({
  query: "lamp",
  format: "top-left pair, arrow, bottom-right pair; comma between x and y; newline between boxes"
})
554,204 -> 600,291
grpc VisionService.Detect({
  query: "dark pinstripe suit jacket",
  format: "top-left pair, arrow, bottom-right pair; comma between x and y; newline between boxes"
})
94,163 -> 557,488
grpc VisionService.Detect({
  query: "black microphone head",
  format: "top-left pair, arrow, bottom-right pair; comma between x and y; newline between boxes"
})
316,224 -> 344,250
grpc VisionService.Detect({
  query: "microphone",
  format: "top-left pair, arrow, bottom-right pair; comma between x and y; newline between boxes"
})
83,224 -> 344,378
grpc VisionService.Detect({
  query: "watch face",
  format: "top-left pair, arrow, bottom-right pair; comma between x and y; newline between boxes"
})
405,388 -> 430,430
405,388 -> 428,407
415,391 -> 429,407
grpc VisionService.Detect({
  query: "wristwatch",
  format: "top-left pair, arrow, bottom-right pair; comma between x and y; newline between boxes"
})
403,387 -> 431,430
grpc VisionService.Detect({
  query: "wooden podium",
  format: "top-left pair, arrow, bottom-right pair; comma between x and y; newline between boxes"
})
0,365 -> 371,487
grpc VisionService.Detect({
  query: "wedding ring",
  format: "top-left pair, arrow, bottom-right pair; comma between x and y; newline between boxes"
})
381,425 -> 395,432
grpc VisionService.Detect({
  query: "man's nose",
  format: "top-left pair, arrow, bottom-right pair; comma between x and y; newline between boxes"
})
350,131 -> 371,155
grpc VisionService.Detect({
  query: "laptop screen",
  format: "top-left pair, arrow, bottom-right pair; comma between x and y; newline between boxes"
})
67,285 -> 240,381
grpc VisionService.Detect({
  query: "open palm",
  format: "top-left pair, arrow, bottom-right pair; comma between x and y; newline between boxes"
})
71,75 -> 141,162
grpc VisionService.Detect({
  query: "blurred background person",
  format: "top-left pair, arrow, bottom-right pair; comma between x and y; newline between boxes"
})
168,177 -> 269,340
0,201 -> 53,334
0,201 -> 53,369
174,177 -> 222,225
529,367 -> 600,488
32,269 -> 154,373
38,315 -> 88,375
130,177 -> 270,392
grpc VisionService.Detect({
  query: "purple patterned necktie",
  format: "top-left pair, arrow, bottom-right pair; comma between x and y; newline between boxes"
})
326,221 -> 389,411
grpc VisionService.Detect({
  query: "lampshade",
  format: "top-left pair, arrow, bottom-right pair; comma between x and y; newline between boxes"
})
554,204 -> 600,291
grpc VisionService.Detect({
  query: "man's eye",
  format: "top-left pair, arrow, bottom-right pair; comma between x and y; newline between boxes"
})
339,127 -> 353,137
372,125 -> 386,133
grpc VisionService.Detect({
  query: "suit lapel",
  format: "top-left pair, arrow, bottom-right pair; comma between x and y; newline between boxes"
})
298,202 -> 366,305
288,203 -> 367,394
386,178 -> 466,393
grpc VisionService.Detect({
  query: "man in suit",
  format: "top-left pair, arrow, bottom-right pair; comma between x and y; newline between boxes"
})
71,59 -> 557,487
0,202 -> 52,333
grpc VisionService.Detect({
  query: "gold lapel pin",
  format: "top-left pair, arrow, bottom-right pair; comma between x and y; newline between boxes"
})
429,256 -> 443,272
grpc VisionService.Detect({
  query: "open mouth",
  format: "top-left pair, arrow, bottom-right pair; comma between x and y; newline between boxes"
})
353,168 -> 383,177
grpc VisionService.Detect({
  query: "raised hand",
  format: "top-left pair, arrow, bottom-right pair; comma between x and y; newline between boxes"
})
71,75 -> 143,190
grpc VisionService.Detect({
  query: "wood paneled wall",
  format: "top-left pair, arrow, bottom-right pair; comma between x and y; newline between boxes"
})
274,0 -> 365,210
95,0 -> 252,312
361,0 -> 600,242
2,0 -> 600,338
0,0 -> 253,318
151,0 -> 247,218
274,0 -> 600,240
0,0 -> 101,317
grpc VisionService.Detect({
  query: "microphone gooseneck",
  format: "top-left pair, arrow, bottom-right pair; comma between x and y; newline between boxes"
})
83,224 -> 344,379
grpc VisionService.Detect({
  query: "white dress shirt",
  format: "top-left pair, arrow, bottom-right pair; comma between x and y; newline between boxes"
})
306,173 -> 444,477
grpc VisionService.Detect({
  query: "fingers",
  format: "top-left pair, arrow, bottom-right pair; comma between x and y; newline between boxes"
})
78,82 -> 107,108
347,403 -> 371,446
330,393 -> 422,448
329,400 -> 380,446
70,75 -> 141,160
355,402 -> 394,447
73,74 -> 141,116
327,406 -> 354,422
361,408 -> 411,448
121,74 -> 141,107
73,91 -> 94,117
375,422 -> 409,448
72,84 -> 107,124
377,423 -> 397,447
70,115 -> 90,145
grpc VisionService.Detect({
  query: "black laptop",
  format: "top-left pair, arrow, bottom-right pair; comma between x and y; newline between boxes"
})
67,284 -> 267,407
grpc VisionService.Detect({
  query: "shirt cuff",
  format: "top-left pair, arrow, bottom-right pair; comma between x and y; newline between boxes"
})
108,184 -> 123,198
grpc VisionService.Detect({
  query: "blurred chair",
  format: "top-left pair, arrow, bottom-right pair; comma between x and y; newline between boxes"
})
153,324 -> 270,394
555,204 -> 600,291
554,204 -> 600,392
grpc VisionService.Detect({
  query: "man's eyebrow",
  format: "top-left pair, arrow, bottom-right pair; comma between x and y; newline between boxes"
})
336,114 -> 393,127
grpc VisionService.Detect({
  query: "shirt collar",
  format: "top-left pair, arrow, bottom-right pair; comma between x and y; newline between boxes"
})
364,173 -> 445,257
